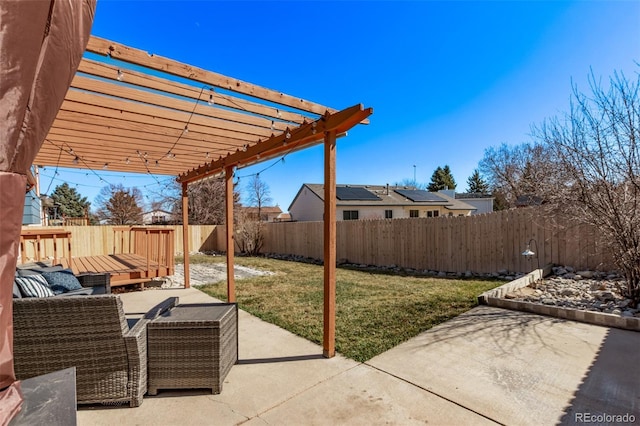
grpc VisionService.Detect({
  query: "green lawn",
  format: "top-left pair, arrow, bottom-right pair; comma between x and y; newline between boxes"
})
181,255 -> 502,362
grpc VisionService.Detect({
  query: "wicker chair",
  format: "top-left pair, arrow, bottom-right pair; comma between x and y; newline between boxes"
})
13,294 -> 178,407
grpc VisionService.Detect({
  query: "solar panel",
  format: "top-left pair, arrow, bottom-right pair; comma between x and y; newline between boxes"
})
394,189 -> 445,202
336,187 -> 381,201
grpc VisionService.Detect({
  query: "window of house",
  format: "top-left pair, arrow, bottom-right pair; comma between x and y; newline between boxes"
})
409,210 -> 419,218
433,210 -> 439,217
343,210 -> 359,220
427,211 -> 433,218
385,210 -> 393,219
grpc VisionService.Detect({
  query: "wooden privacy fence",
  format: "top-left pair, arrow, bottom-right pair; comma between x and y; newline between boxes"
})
19,224 -> 219,260
21,209 -> 615,274
261,208 -> 614,274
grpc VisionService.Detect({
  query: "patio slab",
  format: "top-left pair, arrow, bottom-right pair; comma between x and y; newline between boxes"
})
368,305 -> 640,425
78,289 -> 639,425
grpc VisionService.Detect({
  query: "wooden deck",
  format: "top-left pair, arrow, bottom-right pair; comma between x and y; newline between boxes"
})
21,227 -> 175,288
61,254 -> 173,286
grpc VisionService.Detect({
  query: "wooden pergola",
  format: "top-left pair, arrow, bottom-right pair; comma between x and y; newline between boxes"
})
33,36 -> 372,357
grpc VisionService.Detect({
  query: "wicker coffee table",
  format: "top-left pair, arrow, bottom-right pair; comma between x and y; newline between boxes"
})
147,303 -> 238,395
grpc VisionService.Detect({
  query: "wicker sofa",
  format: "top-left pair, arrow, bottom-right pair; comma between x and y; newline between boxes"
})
13,294 -> 179,407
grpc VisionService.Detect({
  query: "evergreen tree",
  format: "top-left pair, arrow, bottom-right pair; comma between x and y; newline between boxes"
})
427,165 -> 457,191
466,169 -> 490,194
50,182 -> 90,217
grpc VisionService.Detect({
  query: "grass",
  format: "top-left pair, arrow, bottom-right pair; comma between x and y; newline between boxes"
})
180,254 -> 503,362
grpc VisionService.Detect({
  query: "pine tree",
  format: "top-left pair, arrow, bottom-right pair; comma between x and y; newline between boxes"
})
50,183 -> 90,217
427,165 -> 457,191
466,169 -> 489,194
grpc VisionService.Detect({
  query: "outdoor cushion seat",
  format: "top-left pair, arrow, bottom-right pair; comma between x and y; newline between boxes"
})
13,295 -> 179,407
13,265 -> 111,298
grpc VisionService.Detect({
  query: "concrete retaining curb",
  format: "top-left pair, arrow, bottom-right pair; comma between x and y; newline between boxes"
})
478,265 -> 640,332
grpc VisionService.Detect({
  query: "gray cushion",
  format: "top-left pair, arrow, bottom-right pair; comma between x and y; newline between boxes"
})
41,270 -> 83,295
14,275 -> 54,298
17,265 -> 66,276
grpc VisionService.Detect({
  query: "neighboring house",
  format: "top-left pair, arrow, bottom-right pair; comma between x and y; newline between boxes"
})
453,192 -> 494,215
288,184 -> 476,222
142,209 -> 175,225
240,206 -> 283,222
22,190 -> 42,225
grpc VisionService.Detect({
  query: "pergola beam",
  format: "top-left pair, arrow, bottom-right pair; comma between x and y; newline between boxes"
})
178,104 -> 373,184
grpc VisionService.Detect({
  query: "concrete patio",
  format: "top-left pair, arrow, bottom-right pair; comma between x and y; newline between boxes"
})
78,287 -> 639,425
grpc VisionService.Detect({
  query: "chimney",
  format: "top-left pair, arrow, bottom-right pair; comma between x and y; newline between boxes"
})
386,183 -> 389,195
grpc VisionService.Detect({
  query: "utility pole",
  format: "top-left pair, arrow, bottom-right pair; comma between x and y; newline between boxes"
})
413,165 -> 416,182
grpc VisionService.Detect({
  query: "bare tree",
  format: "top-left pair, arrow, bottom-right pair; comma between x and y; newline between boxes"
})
478,142 -> 554,208
236,175 -> 273,255
244,175 -> 273,219
94,184 -> 144,225
535,70 -> 640,304
166,178 -> 238,225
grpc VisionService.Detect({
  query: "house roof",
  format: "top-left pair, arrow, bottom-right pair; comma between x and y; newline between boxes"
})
289,184 -> 476,211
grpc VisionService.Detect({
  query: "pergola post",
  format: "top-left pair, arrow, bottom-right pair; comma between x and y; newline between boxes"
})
181,182 -> 190,288
225,165 -> 236,303
323,130 -> 337,358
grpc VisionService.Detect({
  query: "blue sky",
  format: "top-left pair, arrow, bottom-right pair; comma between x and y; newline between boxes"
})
44,0 -> 640,210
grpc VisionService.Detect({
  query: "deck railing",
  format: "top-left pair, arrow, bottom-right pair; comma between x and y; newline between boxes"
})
19,229 -> 72,266
112,227 -> 175,276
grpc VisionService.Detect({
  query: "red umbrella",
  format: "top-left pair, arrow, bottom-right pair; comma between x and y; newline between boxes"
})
0,1 -> 95,422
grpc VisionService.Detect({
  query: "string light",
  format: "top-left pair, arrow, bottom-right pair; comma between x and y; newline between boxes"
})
270,121 -> 275,131
285,130 -> 291,139
183,125 -> 189,134
72,156 -> 79,165
205,152 -> 210,159
117,69 -> 124,81
103,163 -> 109,169
125,157 -> 130,165
208,88 -> 215,106
242,144 -> 248,152
276,109 -> 282,118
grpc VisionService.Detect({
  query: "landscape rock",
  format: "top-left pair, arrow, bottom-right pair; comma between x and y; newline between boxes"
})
577,270 -> 594,278
503,264 -> 636,317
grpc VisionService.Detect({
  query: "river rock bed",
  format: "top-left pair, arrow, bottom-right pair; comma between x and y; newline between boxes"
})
505,266 -> 640,317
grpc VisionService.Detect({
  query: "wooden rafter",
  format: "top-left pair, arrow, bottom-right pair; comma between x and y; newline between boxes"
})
78,59 -> 311,125
86,36 -> 338,117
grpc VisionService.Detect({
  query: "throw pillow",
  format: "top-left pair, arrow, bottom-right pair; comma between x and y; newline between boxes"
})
14,274 -> 54,298
41,270 -> 83,295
